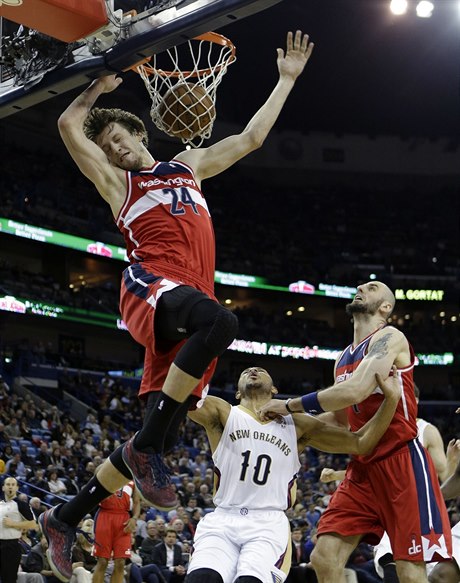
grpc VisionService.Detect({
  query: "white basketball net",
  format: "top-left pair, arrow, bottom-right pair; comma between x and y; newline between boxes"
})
136,32 -> 236,147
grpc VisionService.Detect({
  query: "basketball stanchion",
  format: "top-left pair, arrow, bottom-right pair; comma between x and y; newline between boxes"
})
134,32 -> 236,147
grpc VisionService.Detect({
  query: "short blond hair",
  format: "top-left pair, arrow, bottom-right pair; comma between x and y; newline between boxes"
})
84,108 -> 148,147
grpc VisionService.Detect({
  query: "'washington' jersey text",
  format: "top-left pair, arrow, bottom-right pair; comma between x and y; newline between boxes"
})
116,160 -> 215,296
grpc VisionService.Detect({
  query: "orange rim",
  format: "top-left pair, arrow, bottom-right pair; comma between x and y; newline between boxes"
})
133,32 -> 236,78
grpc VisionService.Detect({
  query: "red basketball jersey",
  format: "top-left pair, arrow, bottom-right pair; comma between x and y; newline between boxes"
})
335,327 -> 417,463
116,159 -> 215,296
99,482 -> 134,513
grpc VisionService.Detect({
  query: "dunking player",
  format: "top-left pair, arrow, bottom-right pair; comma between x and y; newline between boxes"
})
39,31 -> 314,583
258,281 -> 452,583
184,365 -> 401,583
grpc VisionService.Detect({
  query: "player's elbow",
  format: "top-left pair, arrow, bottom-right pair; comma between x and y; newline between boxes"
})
58,112 -> 80,137
355,438 -> 374,456
57,114 -> 74,139
58,112 -> 71,130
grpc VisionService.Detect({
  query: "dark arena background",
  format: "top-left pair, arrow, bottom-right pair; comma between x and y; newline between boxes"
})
0,1 -> 459,581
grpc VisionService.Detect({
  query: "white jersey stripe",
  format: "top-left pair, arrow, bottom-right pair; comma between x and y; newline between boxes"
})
413,438 -> 434,528
116,171 -> 133,225
398,371 -> 409,420
128,265 -> 148,287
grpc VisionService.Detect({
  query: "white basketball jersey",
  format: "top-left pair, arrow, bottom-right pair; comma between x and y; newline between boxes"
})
212,405 -> 300,511
417,418 -> 429,447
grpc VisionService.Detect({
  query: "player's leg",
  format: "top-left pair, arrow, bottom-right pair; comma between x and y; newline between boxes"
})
236,511 -> 291,583
372,443 -> 451,583
312,469 -> 380,583
428,560 -> 460,583
92,510 -> 113,583
140,391 -> 194,455
395,560 -> 428,583
134,285 -> 237,451
186,511 -> 238,583
111,515 -> 132,583
111,559 -> 126,583
40,459 -> 128,583
310,534 -> 361,583
92,558 -> 110,583
123,285 -> 237,507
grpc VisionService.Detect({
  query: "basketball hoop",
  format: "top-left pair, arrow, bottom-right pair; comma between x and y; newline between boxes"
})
134,32 -> 236,147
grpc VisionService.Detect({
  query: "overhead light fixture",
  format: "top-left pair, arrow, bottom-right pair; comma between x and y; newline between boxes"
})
416,1 -> 434,17
390,0 -> 408,15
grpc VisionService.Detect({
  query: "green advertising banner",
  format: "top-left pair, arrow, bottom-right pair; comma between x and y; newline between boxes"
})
0,295 -> 453,366
0,217 -> 128,262
0,218 -> 448,301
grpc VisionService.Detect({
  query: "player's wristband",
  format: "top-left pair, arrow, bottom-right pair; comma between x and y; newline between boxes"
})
285,398 -> 295,414
301,392 -> 325,415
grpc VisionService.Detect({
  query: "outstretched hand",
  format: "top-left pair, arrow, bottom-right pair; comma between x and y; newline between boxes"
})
277,30 -> 314,81
94,74 -> 123,94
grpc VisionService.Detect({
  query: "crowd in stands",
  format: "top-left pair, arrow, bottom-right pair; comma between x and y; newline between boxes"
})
0,363 -> 460,583
1,143 -> 459,290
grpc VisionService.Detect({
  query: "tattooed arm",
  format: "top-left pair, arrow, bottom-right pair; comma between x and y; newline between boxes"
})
259,327 -> 409,419
315,328 -> 408,411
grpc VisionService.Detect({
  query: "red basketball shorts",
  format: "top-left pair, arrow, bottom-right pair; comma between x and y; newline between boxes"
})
317,439 -> 452,563
94,510 -> 131,560
119,263 -> 217,399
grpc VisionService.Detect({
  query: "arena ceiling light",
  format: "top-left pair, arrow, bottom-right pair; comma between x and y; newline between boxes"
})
390,0 -> 408,15
389,0 -> 436,17
416,0 -> 434,17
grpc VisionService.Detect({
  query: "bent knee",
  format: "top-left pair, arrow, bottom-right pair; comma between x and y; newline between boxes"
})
311,545 -> 346,573
205,308 -> 238,354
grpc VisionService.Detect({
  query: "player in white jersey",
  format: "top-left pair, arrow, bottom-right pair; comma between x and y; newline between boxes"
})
185,365 -> 401,583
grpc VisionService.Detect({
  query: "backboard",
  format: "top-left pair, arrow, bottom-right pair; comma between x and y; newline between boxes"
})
0,0 -> 283,119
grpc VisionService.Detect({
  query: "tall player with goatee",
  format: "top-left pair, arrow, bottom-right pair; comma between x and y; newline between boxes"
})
259,281 -> 452,583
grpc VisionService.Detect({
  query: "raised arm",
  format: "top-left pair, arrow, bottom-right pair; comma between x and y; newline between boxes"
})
57,75 -> 123,201
176,30 -> 314,182
187,395 -> 231,452
259,327 -> 407,419
296,368 -> 401,456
